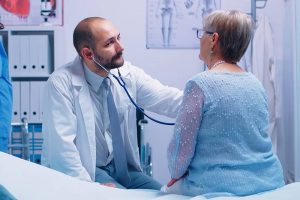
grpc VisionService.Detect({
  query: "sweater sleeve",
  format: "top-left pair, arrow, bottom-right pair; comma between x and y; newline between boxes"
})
167,80 -> 204,179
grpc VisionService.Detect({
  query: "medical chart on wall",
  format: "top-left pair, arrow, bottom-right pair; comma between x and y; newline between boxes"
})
146,0 -> 251,49
0,0 -> 63,26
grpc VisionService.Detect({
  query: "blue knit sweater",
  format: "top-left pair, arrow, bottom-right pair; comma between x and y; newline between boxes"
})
167,71 -> 284,197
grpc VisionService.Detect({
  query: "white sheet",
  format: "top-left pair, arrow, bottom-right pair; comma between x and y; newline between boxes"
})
0,152 -> 299,200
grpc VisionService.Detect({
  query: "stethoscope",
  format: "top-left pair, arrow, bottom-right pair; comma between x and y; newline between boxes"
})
92,56 -> 175,126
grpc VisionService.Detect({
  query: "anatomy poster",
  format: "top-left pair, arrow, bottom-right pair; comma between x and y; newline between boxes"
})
147,0 -> 251,49
0,0 -> 63,26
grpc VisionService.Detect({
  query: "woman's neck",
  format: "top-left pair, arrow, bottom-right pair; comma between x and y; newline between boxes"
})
209,61 -> 244,73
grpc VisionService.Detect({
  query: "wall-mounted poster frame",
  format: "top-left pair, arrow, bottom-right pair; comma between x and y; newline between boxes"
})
146,0 -> 255,49
146,0 -> 221,49
0,0 -> 64,26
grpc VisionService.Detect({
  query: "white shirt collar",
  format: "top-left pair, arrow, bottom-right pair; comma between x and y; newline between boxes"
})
83,62 -> 105,92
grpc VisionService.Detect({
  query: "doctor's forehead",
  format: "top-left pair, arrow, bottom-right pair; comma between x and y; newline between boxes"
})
92,20 -> 120,40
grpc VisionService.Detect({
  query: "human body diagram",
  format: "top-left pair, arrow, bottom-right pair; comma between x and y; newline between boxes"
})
156,0 -> 178,47
154,0 -> 218,48
184,0 -> 217,18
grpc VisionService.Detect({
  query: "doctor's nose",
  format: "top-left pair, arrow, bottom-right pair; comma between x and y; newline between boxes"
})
115,40 -> 124,52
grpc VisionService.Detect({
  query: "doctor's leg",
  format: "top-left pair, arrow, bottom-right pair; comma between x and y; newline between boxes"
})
126,169 -> 162,190
95,166 -> 125,189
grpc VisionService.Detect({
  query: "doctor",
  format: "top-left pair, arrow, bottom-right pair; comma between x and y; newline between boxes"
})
41,17 -> 182,189
0,22 -> 13,152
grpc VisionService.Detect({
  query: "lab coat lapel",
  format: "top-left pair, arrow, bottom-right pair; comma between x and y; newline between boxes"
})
71,56 -> 96,166
110,63 -> 132,99
110,65 -> 132,123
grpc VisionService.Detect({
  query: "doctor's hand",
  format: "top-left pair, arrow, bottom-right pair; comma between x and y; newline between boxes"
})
100,183 -> 116,188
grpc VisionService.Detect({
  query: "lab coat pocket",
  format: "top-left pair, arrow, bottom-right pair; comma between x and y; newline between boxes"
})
116,103 -> 135,121
116,104 -> 136,134
116,105 -> 127,123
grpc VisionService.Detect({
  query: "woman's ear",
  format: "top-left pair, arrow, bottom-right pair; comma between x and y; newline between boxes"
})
211,32 -> 219,44
210,32 -> 219,53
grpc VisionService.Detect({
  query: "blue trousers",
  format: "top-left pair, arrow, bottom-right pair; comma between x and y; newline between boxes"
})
95,162 -> 161,190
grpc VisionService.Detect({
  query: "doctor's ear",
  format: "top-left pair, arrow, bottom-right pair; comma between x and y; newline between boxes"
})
81,47 -> 93,60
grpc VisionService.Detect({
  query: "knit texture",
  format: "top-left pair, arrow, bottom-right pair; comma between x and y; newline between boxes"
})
178,71 -> 284,196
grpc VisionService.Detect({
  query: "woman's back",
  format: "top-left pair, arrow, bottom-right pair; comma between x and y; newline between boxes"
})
184,71 -> 284,196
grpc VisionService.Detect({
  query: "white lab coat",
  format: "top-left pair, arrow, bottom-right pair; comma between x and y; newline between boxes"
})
252,15 -> 278,152
41,56 -> 182,182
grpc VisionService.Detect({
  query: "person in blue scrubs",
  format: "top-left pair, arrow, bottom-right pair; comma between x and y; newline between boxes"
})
0,22 -> 13,152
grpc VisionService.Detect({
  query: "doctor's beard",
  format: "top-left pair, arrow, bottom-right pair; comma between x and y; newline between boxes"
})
95,52 -> 124,70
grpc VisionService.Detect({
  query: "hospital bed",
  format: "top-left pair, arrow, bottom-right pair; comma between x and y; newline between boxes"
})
1,152 -> 300,200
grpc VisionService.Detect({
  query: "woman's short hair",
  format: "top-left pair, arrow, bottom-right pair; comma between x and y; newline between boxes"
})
203,10 -> 254,63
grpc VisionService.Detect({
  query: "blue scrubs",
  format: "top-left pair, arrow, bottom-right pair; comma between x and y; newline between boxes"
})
0,40 -> 12,152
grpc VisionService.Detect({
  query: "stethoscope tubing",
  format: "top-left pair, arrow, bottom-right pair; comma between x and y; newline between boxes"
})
92,56 -> 175,125
113,70 -> 175,126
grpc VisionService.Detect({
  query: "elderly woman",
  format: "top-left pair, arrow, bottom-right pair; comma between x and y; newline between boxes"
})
164,10 -> 284,197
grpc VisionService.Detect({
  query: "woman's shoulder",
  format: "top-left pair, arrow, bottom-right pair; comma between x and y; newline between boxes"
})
190,71 -> 212,81
188,71 -> 263,93
190,71 -> 255,81
188,71 -> 224,85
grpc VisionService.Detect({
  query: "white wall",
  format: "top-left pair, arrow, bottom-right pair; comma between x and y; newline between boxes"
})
58,0 -> 202,184
295,0 -> 300,181
276,0 -> 296,183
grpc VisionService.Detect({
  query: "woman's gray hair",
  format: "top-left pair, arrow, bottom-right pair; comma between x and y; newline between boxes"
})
203,10 -> 254,63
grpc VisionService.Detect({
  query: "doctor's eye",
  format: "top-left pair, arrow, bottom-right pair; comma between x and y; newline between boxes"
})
105,39 -> 115,47
117,34 -> 121,40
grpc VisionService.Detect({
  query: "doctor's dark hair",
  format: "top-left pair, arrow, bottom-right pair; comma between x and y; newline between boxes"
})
73,17 -> 105,56
203,10 -> 254,63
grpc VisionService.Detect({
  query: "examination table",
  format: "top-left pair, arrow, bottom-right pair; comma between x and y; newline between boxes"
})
0,152 -> 299,200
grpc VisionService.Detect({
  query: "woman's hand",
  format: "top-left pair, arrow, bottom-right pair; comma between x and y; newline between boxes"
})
167,178 -> 179,187
167,172 -> 188,187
